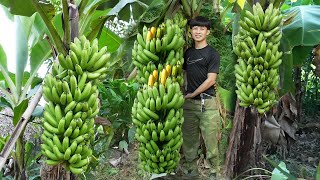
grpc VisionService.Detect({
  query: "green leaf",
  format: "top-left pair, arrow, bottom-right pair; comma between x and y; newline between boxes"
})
31,105 -> 43,117
29,13 -> 49,47
292,46 -> 313,66
271,162 -> 290,180
0,44 -> 7,70
24,141 -> 34,164
0,96 -> 11,108
118,140 -> 128,151
314,0 -> 320,5
79,0 -> 106,36
0,44 -> 17,103
53,13 -> 64,38
3,0 -> 35,16
236,0 -> 246,9
15,15 -> 35,96
302,0 -> 312,5
263,155 -> 297,180
128,126 -> 136,143
30,40 -> 51,75
13,99 -> 28,126
107,0 -> 136,16
139,2 -> 163,23
282,5 -> 320,47
218,87 -> 236,112
0,0 -> 55,17
0,0 -> 9,7
98,28 -> 123,53
279,38 -> 295,95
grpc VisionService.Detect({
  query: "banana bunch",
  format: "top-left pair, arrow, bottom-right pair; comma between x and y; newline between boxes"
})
233,3 -> 283,114
172,12 -> 188,29
41,35 -> 111,174
133,19 -> 185,86
132,19 -> 185,174
132,74 -> 184,174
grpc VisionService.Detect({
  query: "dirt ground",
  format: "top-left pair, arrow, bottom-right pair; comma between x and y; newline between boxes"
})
95,112 -> 320,180
285,112 -> 320,179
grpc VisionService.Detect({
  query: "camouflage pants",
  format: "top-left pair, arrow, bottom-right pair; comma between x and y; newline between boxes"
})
182,97 -> 221,171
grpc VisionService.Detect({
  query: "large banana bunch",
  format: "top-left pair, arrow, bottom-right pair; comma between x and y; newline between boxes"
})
41,35 -> 110,174
132,19 -> 185,174
233,3 -> 283,114
133,18 -> 185,86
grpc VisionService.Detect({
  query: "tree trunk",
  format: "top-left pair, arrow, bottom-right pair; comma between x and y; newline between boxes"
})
223,102 -> 262,178
40,164 -> 78,180
294,67 -> 302,122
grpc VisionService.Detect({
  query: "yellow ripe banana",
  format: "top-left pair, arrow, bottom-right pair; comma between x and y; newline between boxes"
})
165,64 -> 171,75
152,70 -> 158,81
160,69 -> 168,85
148,74 -> 155,87
150,27 -> 157,37
146,31 -> 153,41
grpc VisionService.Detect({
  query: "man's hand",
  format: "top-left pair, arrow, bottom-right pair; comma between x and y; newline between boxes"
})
185,93 -> 195,99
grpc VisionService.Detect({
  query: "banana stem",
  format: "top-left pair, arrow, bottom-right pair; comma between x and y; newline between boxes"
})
15,135 -> 25,180
31,0 -> 67,56
62,0 -> 71,49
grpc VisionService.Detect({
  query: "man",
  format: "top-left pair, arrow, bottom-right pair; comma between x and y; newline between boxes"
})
182,16 -> 221,178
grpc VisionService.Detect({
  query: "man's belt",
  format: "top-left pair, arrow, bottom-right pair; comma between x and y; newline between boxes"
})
192,93 -> 214,100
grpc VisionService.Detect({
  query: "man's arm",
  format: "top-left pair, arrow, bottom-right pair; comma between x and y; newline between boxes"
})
185,73 -> 217,99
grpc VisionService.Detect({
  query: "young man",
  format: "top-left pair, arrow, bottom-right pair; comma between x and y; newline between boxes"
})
182,16 -> 221,178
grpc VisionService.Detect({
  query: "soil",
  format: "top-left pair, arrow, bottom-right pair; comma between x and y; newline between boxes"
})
284,112 -> 320,179
97,112 -> 320,180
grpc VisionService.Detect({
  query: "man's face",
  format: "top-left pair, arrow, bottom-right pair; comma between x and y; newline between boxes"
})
191,26 -> 210,42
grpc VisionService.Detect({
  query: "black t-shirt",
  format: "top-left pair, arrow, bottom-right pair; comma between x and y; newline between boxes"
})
183,45 -> 220,99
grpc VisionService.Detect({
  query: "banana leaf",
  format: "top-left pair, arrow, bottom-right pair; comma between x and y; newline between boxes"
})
282,5 -> 320,47
0,0 -> 55,17
279,5 -> 320,95
218,87 -> 236,113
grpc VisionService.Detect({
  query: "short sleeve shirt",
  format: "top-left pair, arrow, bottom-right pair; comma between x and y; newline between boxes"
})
183,45 -> 220,99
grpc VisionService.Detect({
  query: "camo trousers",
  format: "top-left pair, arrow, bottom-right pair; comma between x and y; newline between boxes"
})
182,97 -> 221,171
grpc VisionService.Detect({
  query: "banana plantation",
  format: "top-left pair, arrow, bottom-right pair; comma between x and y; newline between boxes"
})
0,0 -> 319,179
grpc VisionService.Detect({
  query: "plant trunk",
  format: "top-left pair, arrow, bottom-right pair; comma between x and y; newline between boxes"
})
14,135 -> 25,180
223,102 -> 262,178
294,67 -> 302,122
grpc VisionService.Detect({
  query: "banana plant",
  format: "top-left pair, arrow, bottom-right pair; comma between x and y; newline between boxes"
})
0,0 -> 152,178
0,13 -> 52,179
